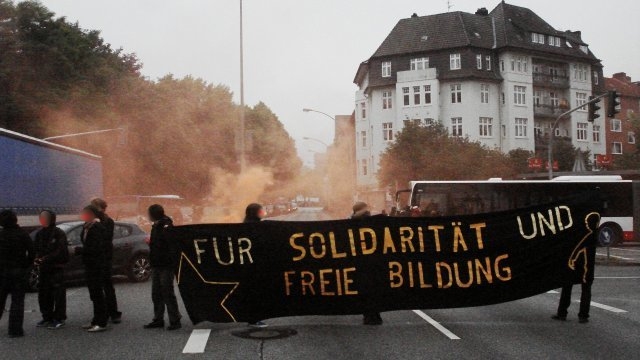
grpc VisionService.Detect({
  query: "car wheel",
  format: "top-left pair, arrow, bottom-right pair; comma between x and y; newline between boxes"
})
598,224 -> 621,247
128,254 -> 151,282
28,267 -> 40,292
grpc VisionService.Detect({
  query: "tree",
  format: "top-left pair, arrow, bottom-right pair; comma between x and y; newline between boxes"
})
507,148 -> 535,175
378,123 -> 516,187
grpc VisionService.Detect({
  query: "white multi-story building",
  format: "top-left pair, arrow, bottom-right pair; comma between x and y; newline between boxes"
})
353,2 -> 605,191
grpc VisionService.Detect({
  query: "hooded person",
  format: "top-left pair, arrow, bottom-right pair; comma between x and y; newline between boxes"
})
77,205 -> 109,333
350,202 -> 383,326
34,210 -> 69,330
0,210 -> 35,337
144,204 -> 182,331
90,198 -> 121,324
242,203 -> 268,328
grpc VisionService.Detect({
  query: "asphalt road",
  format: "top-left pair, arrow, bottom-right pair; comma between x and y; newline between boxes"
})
2,208 -> 639,360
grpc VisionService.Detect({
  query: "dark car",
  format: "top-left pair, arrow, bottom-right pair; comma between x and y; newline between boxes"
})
28,221 -> 151,291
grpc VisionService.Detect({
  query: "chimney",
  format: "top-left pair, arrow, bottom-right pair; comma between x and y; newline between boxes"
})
612,72 -> 631,82
411,13 -> 418,18
475,7 -> 489,16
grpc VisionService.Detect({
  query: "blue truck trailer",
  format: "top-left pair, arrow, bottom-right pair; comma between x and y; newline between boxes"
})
0,128 -> 103,227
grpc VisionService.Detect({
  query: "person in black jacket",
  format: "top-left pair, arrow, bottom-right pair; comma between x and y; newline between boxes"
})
351,202 -> 383,326
144,204 -> 181,331
90,198 -> 122,324
34,210 -> 68,330
0,210 -> 35,338
243,203 -> 268,328
78,205 -> 109,333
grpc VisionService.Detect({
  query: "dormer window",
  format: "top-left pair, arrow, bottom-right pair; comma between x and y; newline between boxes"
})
450,53 -> 461,70
381,61 -> 392,77
549,36 -> 562,47
410,57 -> 429,70
579,45 -> 588,54
531,33 -> 545,44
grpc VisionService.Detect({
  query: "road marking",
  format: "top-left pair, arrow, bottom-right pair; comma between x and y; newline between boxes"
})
595,276 -> 640,279
612,247 -> 640,253
183,329 -> 211,354
596,253 -> 635,261
573,300 -> 627,313
547,290 -> 559,294
412,310 -> 460,340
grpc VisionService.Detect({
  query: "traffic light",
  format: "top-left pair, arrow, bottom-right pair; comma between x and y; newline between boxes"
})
588,96 -> 600,122
607,90 -> 621,117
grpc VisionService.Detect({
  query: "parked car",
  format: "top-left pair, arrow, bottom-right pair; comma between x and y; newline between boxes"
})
28,221 -> 151,291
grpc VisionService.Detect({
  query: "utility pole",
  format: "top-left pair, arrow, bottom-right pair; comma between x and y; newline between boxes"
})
238,0 -> 246,172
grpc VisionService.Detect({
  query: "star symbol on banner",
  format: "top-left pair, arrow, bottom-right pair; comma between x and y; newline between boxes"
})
176,253 -> 240,322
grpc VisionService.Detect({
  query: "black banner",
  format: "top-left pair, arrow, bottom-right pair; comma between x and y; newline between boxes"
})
173,194 -> 601,324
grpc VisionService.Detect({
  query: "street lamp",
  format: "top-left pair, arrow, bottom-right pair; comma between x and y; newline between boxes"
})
303,136 -> 329,148
238,0 -> 246,172
547,98 -> 570,179
302,108 -> 336,121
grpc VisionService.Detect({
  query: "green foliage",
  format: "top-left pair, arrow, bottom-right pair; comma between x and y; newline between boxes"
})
0,1 -> 301,200
378,123 -> 516,187
507,148 -> 534,174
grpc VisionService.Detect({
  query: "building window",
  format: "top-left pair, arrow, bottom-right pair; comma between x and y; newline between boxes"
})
476,54 -> 482,70
548,36 -> 561,47
501,124 -> 506,137
413,86 -> 421,105
424,85 -> 432,104
361,102 -> 366,119
381,61 -> 392,77
533,90 -> 542,106
577,122 -> 588,141
361,159 -> 368,175
612,142 -> 623,155
593,125 -> 600,143
360,131 -> 367,147
403,87 -> 410,106
450,53 -> 461,70
611,119 -> 622,132
531,32 -> 545,44
550,92 -> 559,107
579,45 -> 588,54
501,92 -> 505,105
514,86 -> 526,106
383,122 -> 394,141
451,84 -> 462,103
593,71 -> 599,85
629,131 -> 636,144
573,64 -> 588,81
485,56 -> 491,70
382,91 -> 393,109
515,118 -> 528,138
500,60 -> 504,72
480,84 -> 489,104
451,117 -> 463,137
576,92 -> 588,111
410,57 -> 429,70
424,118 -> 435,126
479,117 -> 493,137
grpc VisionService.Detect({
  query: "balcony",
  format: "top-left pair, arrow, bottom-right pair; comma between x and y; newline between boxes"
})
533,104 -> 565,119
397,67 -> 438,83
534,132 -> 572,152
532,72 -> 570,88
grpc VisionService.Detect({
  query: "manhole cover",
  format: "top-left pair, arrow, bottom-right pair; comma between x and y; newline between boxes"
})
232,327 -> 297,340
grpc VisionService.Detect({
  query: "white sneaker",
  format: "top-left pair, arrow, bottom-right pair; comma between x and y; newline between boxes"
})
87,325 -> 107,333
82,323 -> 94,330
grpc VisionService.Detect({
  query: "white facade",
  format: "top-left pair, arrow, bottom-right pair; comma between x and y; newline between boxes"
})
355,53 -> 604,188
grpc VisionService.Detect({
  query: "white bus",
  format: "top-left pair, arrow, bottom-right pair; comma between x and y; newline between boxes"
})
394,176 -> 638,246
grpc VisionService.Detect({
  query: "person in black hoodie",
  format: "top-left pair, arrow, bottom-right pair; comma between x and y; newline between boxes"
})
243,203 -> 268,328
351,202 -> 383,326
34,210 -> 69,330
78,205 -> 109,333
144,204 -> 181,331
90,198 -> 122,324
0,210 -> 35,338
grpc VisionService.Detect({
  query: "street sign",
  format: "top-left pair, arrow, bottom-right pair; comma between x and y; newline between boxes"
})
545,160 -> 559,171
596,154 -> 613,167
528,157 -> 543,169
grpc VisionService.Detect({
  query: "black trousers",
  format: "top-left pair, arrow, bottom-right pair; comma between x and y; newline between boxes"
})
102,264 -> 120,318
557,282 -> 592,319
85,266 -> 108,327
38,268 -> 67,322
0,268 -> 28,336
151,267 -> 181,324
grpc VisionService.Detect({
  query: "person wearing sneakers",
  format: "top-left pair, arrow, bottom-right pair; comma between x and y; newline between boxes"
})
34,210 -> 69,330
144,204 -> 182,331
77,206 -> 109,333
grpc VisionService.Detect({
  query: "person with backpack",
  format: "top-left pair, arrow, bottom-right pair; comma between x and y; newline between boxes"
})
34,210 -> 69,330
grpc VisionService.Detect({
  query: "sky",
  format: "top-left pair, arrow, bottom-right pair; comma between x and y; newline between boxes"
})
39,0 -> 640,167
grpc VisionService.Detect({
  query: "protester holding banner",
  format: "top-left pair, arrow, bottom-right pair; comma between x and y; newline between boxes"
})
144,204 -> 182,331
351,202 -> 383,326
243,203 -> 268,328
